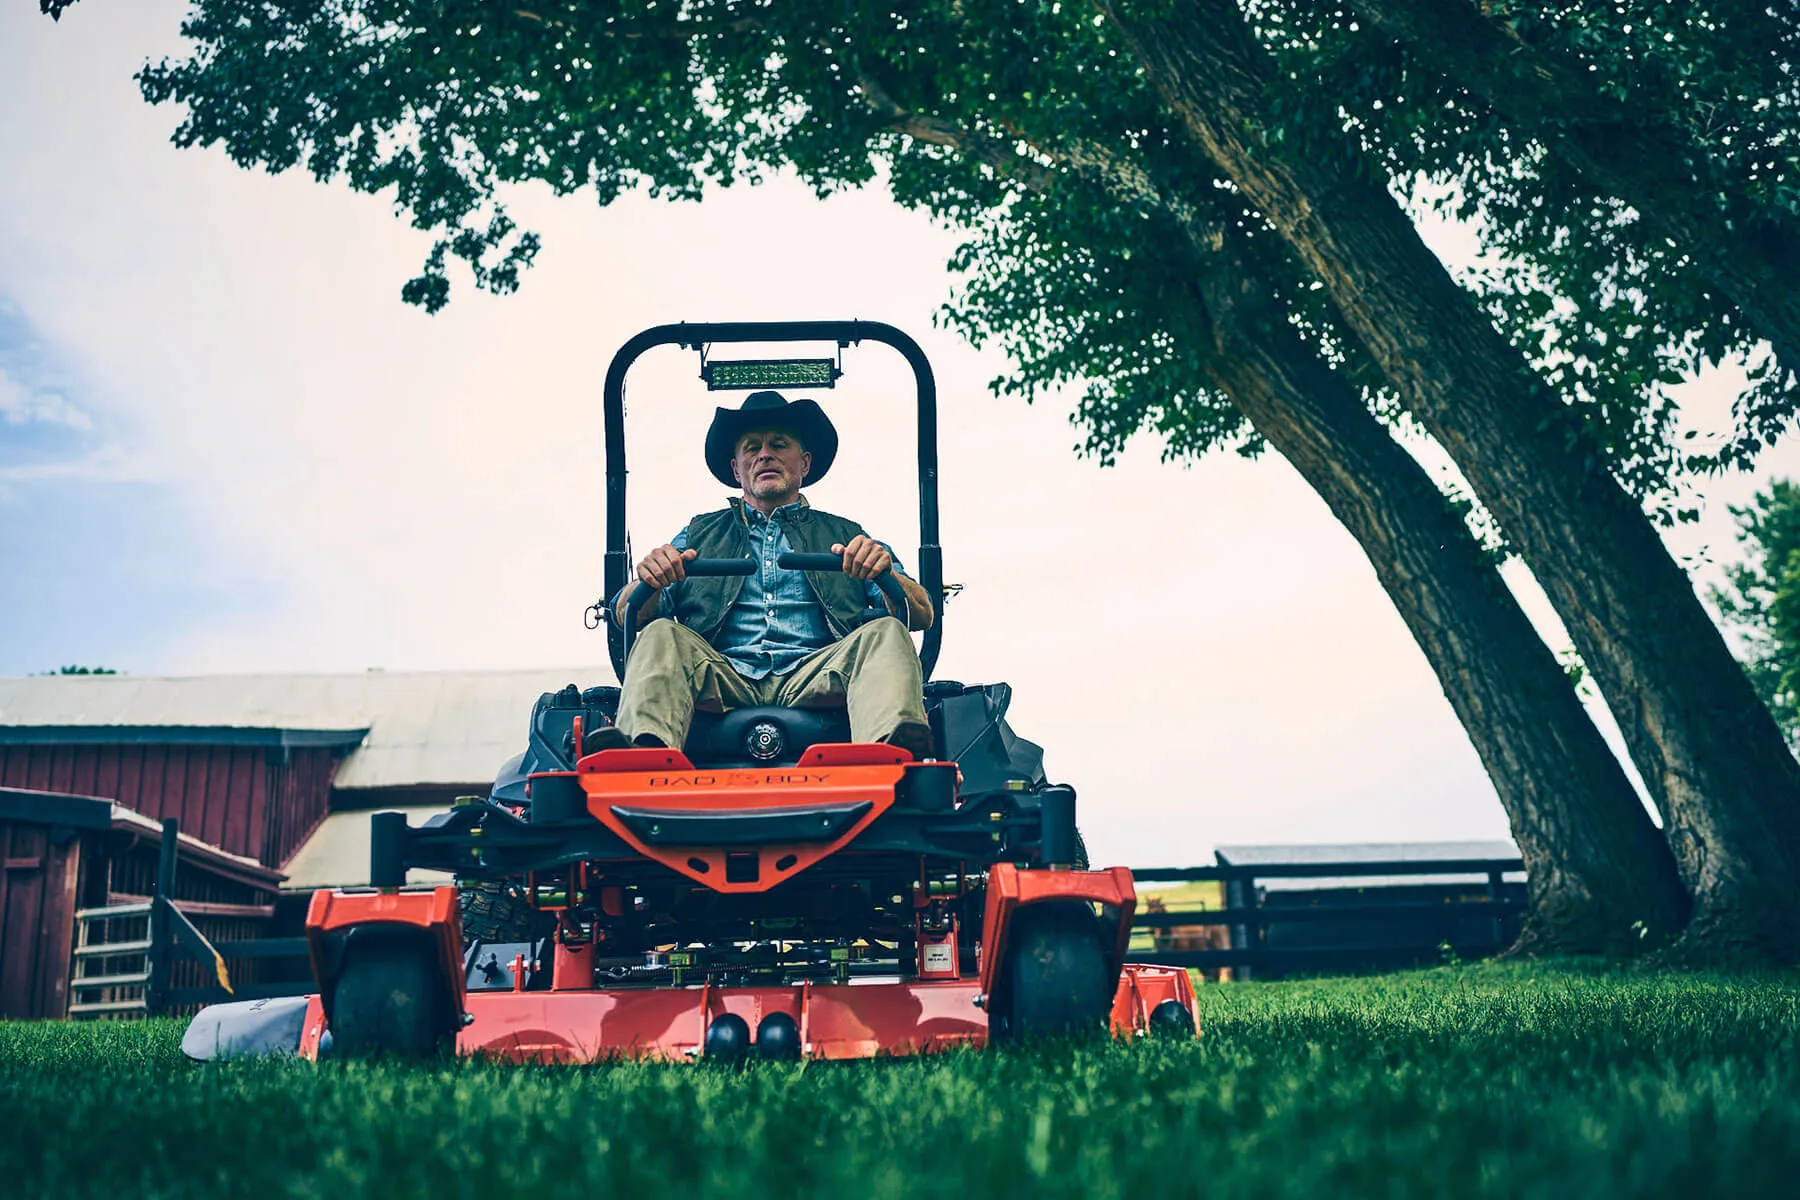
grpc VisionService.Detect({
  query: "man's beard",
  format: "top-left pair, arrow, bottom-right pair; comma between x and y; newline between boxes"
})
748,472 -> 793,500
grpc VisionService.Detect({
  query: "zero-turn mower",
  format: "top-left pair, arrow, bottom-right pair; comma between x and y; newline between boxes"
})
186,321 -> 1197,1063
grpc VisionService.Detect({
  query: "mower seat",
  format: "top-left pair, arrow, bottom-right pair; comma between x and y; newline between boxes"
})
684,705 -> 851,768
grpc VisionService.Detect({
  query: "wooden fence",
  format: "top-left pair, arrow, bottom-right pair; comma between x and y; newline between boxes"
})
1129,858 -> 1528,978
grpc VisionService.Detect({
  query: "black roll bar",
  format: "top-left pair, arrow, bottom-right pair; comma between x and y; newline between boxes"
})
602,321 -> 945,682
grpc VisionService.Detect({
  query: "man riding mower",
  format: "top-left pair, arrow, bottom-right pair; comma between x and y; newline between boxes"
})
183,321 -> 1198,1063
598,386 -> 937,765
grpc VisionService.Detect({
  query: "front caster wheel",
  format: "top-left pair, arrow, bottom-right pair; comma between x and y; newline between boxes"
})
329,930 -> 454,1059
1149,997 -> 1197,1038
995,900 -> 1112,1042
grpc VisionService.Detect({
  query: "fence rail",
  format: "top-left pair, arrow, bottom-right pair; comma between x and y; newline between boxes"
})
1132,858 -> 1524,881
1126,942 -> 1512,971
1133,899 -> 1520,927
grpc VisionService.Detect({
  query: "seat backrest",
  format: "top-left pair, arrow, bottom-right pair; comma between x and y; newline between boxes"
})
684,706 -> 851,768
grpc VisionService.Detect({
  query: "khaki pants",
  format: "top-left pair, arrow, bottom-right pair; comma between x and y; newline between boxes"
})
615,617 -> 928,750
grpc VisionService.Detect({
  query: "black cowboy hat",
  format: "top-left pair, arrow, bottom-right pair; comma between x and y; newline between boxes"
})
703,390 -> 839,487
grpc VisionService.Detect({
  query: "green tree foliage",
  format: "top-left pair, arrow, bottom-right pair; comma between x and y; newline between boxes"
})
52,0 -> 1744,518
1262,0 -> 1800,487
35,1 -> 1790,512
1715,480 -> 1800,743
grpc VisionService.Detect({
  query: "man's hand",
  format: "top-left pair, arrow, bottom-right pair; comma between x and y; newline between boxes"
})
833,536 -> 892,581
831,535 -> 935,631
638,545 -> 697,590
615,544 -> 696,630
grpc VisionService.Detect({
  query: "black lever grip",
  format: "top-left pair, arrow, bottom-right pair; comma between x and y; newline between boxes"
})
776,552 -> 909,617
774,552 -> 848,571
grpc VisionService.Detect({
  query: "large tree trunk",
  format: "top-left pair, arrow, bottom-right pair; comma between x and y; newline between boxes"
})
868,95 -> 1689,950
1176,228 -> 1689,951
1347,0 -> 1800,381
1099,0 -> 1800,958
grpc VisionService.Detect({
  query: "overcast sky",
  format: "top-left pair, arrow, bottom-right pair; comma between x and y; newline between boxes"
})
4,3 -> 1795,867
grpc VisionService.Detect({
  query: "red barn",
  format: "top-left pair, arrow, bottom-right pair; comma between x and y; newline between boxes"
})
0,668 -> 596,1017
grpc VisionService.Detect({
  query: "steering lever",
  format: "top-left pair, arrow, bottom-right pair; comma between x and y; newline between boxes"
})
776,552 -> 910,622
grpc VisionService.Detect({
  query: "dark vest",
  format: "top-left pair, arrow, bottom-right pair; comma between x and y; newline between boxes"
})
672,499 -> 871,644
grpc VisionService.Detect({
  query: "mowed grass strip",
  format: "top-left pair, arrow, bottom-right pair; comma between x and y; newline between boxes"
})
2,962 -> 1797,1199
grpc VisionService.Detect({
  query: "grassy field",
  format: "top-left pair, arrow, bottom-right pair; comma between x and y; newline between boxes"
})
3,962 -> 1797,1199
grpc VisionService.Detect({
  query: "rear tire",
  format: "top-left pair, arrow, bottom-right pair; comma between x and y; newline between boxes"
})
458,880 -> 551,945
329,931 -> 452,1059
997,900 -> 1112,1041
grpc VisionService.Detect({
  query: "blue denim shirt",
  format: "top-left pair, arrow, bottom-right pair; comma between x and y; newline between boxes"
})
657,498 -> 904,679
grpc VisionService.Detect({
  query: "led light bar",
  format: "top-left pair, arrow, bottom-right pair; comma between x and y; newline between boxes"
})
701,357 -> 841,391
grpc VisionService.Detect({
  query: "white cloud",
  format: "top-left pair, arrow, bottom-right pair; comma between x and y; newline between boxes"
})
0,365 -> 93,431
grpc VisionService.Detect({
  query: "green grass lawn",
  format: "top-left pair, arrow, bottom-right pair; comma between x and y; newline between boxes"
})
3,962 -> 1797,1199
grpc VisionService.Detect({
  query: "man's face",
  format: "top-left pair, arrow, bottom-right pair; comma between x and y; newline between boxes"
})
732,427 -> 811,503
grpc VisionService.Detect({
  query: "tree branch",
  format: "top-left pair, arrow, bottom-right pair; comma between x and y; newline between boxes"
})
1348,0 -> 1800,376
513,7 -> 763,38
850,66 -> 1059,194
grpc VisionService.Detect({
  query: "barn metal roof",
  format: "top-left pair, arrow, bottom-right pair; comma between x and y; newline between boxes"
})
0,668 -> 605,790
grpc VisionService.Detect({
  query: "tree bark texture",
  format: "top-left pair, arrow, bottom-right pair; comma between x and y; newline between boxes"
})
1175,226 -> 1689,952
1348,0 -> 1800,382
1099,0 -> 1800,957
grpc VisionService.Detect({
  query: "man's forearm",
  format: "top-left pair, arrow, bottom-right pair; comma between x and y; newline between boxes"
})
613,589 -> 664,631
892,572 -> 935,631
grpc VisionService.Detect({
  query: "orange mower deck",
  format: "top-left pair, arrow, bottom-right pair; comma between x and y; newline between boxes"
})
304,879 -> 1198,1062
292,966 -> 1196,1063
